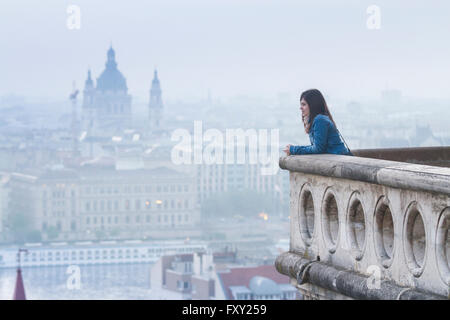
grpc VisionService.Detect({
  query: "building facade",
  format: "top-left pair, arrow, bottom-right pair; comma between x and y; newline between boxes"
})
214,265 -> 299,300
151,251 -> 216,300
150,252 -> 298,300
8,166 -> 200,241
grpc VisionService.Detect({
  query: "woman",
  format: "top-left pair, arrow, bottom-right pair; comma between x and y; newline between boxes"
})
284,89 -> 352,156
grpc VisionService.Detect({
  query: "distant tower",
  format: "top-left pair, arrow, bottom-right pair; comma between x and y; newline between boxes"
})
82,70 -> 95,157
70,82 -> 80,157
148,69 -> 163,133
82,69 -> 95,108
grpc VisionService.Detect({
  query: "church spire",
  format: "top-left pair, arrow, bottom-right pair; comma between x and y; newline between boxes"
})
149,69 -> 163,132
106,45 -> 117,69
150,69 -> 162,107
84,69 -> 94,89
13,249 -> 27,300
151,69 -> 161,91
13,268 -> 26,300
83,69 -> 95,110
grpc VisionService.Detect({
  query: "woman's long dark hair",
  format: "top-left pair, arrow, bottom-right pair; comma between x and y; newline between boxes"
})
300,89 -> 336,133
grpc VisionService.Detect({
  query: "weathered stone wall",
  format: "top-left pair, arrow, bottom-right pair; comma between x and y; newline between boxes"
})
277,154 -> 449,299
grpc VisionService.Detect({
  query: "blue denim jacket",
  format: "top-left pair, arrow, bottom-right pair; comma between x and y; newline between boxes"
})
289,114 -> 352,155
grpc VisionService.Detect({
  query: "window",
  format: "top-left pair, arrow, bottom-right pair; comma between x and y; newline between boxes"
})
135,199 -> 141,210
145,200 -> 151,210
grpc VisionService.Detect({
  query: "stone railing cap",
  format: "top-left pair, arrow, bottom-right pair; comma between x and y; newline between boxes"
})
279,154 -> 450,195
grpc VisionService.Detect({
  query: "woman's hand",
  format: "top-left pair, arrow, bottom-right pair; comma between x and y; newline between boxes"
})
283,144 -> 291,156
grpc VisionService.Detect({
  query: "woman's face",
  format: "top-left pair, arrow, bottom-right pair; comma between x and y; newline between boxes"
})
300,98 -> 310,117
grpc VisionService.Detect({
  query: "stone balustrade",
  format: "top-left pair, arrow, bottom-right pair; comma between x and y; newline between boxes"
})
275,150 -> 449,300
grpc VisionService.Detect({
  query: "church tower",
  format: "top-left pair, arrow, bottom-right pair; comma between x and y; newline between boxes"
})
82,69 -> 95,107
82,69 -> 95,132
148,69 -> 163,133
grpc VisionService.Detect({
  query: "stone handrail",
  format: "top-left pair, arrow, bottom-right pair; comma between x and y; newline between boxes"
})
279,154 -> 450,195
276,153 -> 449,299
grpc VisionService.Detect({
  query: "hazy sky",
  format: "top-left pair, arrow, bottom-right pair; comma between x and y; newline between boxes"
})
1,0 -> 449,101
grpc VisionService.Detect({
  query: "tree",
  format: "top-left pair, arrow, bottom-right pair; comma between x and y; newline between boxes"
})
95,229 -> 107,240
8,210 -> 33,243
25,230 -> 42,242
46,226 -> 59,240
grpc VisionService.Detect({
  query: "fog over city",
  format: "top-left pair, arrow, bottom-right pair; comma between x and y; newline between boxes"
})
0,0 -> 448,301
1,0 -> 450,100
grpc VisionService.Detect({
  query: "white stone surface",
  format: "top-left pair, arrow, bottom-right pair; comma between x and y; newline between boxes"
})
283,155 -> 449,298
